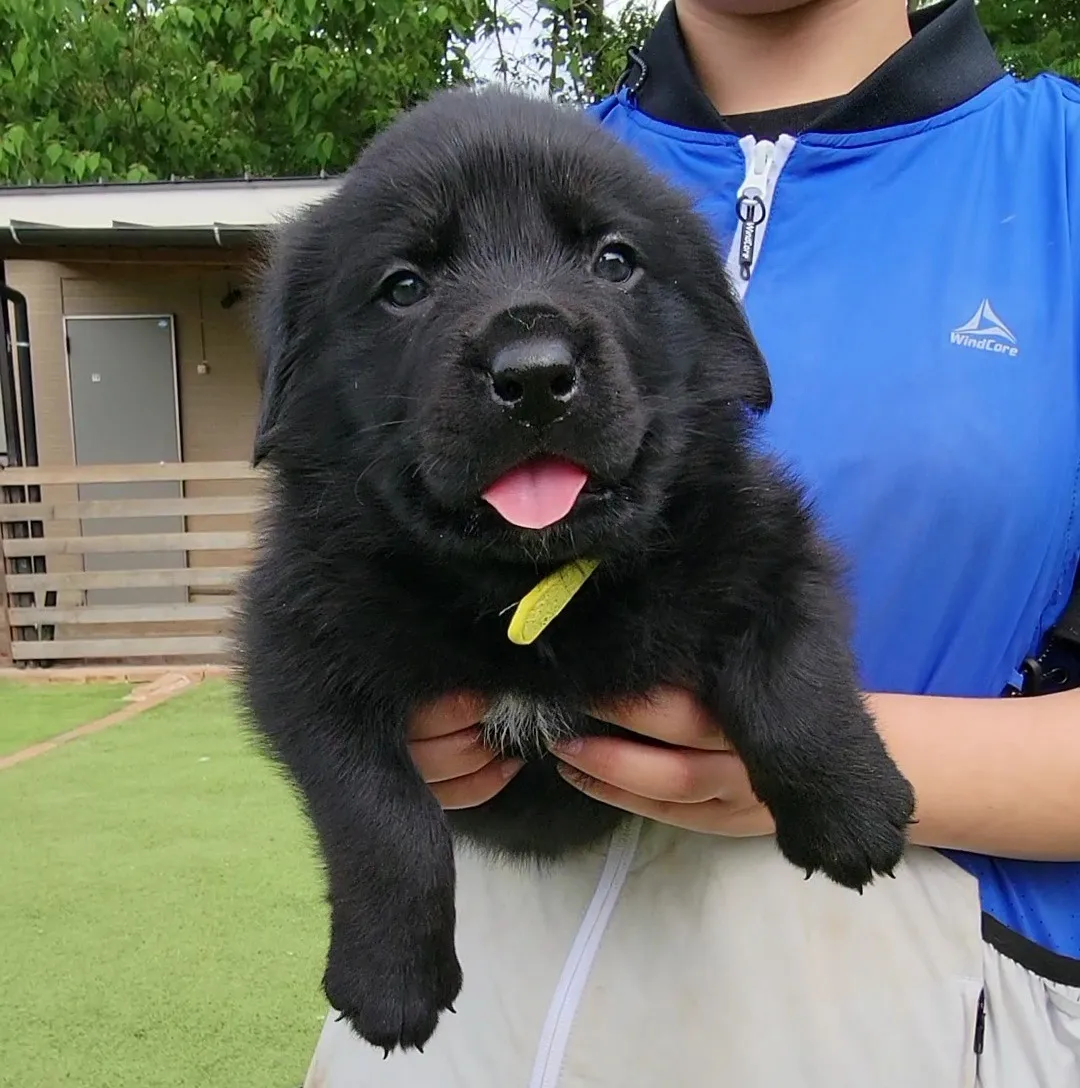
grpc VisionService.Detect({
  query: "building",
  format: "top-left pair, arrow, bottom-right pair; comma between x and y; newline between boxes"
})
0,176 -> 339,470
0,177 -> 339,666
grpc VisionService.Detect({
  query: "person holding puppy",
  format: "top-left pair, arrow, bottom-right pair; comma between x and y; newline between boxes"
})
305,1 -> 1080,1084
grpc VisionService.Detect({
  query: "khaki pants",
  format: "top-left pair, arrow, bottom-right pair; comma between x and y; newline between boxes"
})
303,822 -> 1080,1087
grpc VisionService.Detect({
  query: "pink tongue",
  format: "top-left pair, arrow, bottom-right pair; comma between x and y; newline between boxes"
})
482,459 -> 589,530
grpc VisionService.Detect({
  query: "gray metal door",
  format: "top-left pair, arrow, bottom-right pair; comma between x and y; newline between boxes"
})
66,315 -> 185,606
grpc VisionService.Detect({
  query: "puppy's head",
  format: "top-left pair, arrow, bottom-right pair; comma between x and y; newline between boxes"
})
254,88 -> 770,564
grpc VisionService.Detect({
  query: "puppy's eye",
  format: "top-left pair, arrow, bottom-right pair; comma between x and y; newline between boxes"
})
593,244 -> 637,284
380,271 -> 429,308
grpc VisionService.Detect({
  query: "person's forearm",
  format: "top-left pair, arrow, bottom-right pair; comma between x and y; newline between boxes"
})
867,689 -> 1080,860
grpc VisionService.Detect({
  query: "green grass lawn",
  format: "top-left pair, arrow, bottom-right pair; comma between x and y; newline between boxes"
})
0,678 -> 133,757
0,679 -> 328,1088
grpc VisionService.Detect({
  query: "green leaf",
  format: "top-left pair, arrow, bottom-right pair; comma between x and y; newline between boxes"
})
140,98 -> 167,124
269,61 -> 285,95
220,71 -> 245,95
5,125 -> 27,154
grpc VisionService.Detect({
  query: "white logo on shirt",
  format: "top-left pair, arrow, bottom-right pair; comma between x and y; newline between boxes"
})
950,299 -> 1019,357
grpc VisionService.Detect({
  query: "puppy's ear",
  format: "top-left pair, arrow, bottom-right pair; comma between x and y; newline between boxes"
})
733,327 -> 773,415
251,228 -> 305,467
683,210 -> 774,414
708,289 -> 773,414
251,304 -> 293,467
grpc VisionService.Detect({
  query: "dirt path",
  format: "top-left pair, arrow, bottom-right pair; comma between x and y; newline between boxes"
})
0,672 -> 204,772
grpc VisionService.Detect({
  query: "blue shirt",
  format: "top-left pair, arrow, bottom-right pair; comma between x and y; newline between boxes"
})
590,70 -> 1080,962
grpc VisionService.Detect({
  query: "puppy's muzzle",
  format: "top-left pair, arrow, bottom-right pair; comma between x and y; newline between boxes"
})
484,336 -> 580,428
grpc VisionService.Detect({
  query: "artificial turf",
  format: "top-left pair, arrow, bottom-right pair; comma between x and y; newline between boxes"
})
0,678 -> 132,757
0,679 -> 328,1088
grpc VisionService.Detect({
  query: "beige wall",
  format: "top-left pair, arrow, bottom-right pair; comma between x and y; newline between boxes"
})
3,251 -> 261,468
2,251 -> 264,588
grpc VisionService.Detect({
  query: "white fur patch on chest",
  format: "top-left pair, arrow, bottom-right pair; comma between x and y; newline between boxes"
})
481,694 -> 574,757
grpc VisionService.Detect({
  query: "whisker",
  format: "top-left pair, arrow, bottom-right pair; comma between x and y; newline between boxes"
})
351,419 -> 409,438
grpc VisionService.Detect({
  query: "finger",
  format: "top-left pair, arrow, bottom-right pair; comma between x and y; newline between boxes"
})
410,726 -> 497,784
409,692 -> 488,740
587,687 -> 731,750
550,735 -> 740,803
430,759 -> 525,810
555,764 -> 736,833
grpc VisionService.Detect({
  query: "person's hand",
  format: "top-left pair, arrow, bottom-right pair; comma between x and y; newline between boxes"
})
408,693 -> 524,809
550,687 -> 774,837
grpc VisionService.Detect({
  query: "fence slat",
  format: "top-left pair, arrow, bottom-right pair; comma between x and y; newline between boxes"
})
8,604 -> 233,625
11,636 -> 231,661
1,532 -> 252,557
0,462 -> 260,486
6,567 -> 244,592
0,496 -> 265,521
0,547 -> 10,667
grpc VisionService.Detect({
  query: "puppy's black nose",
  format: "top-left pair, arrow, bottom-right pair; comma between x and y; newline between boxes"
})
487,338 -> 579,425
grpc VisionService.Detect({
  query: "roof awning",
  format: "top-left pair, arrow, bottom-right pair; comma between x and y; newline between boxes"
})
0,176 -> 341,250
5,220 -> 261,247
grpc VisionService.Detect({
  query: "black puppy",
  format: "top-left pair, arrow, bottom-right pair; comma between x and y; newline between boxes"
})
237,87 -> 915,1056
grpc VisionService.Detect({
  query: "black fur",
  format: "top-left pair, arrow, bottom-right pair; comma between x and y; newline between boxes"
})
236,87 -> 915,1056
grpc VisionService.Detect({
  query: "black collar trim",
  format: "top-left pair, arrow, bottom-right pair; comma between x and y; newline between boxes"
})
616,0 -> 1005,135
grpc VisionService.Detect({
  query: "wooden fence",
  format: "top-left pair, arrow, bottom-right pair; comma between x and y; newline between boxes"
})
0,461 -> 264,666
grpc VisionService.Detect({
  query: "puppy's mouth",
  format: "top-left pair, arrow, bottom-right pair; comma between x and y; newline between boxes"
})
481,457 -> 606,531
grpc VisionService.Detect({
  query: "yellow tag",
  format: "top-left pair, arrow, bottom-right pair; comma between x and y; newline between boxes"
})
507,558 -> 600,646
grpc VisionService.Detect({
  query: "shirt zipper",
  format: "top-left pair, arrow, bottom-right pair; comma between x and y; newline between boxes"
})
973,987 -> 986,1055
724,133 -> 796,298
523,134 -> 795,1088
527,816 -> 643,1088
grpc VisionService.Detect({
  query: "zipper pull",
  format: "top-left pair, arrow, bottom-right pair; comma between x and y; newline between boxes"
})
725,134 -> 794,296
736,194 -> 765,281
735,139 -> 776,281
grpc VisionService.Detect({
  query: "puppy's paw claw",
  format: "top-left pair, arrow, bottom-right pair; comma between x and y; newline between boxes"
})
324,921 -> 462,1057
774,767 -> 915,893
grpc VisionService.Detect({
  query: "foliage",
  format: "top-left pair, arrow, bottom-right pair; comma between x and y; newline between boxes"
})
0,0 -> 492,184
975,0 -> 1080,79
2,1 -> 1078,185
488,0 -> 658,102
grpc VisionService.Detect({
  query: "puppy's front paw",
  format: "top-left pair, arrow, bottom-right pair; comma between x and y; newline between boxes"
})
323,917 -> 463,1056
772,756 -> 915,892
